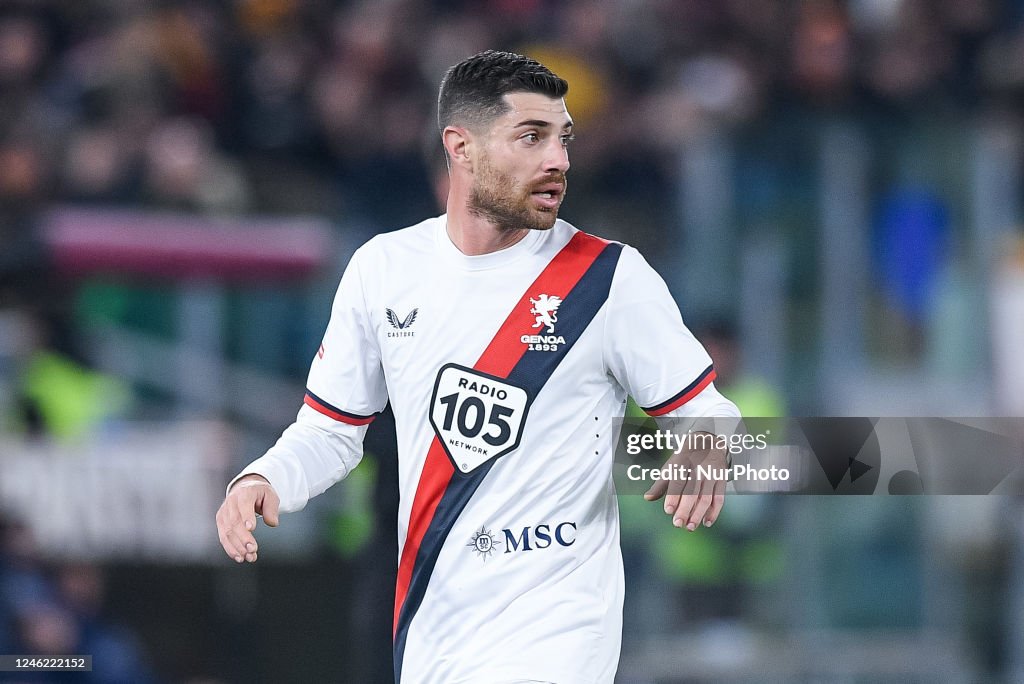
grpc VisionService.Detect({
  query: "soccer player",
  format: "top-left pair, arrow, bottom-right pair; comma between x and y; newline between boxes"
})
216,50 -> 740,683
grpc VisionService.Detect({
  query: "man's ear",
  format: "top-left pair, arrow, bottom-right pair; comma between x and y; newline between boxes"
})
442,126 -> 474,170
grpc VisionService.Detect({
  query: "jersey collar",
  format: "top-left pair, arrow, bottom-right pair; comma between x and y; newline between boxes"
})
436,214 -> 547,271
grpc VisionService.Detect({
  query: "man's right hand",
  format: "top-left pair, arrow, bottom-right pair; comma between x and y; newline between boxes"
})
216,474 -> 280,563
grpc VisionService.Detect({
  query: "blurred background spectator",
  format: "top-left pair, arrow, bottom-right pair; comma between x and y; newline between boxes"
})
2,0 -> 1024,681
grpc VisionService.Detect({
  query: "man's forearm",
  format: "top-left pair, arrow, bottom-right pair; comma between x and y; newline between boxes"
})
227,408 -> 370,512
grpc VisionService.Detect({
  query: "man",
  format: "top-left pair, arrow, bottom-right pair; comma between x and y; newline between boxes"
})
216,50 -> 739,683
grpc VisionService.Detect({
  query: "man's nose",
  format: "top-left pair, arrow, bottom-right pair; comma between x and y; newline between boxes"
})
544,139 -> 570,174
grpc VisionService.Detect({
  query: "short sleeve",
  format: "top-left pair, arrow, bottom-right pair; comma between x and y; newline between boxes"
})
603,246 -> 718,416
304,248 -> 388,424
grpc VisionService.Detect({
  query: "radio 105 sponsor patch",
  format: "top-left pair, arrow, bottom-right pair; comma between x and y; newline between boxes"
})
430,364 -> 531,473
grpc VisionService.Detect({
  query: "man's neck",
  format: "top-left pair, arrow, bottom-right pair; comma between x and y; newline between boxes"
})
444,201 -> 529,256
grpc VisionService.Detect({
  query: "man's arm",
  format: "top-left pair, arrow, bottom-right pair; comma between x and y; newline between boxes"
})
602,245 -> 740,530
215,245 -> 386,563
641,389 -> 739,531
216,411 -> 375,562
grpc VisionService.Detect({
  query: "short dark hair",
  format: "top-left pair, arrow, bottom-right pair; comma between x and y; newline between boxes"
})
437,50 -> 568,133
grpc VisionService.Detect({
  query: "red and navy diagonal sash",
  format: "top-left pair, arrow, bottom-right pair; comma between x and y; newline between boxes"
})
392,232 -> 622,681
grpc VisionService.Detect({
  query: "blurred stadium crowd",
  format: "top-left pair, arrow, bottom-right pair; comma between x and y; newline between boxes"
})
2,0 -> 1023,256
2,0 -> 1024,681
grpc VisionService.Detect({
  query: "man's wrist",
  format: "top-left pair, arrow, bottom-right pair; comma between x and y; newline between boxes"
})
229,473 -> 271,493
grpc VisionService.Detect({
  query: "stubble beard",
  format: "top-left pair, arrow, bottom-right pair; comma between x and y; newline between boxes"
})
468,156 -> 564,233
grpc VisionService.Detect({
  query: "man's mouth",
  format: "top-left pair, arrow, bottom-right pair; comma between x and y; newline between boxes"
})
531,182 -> 564,206
531,186 -> 563,210
532,183 -> 564,195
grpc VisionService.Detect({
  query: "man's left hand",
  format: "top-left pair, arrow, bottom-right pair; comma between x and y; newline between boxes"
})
642,435 -> 727,530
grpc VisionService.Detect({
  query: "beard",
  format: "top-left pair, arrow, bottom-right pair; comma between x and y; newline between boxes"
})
468,156 -> 565,233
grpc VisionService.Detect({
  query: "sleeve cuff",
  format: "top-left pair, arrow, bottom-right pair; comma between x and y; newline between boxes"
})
642,365 -> 717,416
225,458 -> 308,513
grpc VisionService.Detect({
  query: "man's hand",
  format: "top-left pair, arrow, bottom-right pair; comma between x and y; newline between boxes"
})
216,474 -> 280,563
642,435 -> 727,531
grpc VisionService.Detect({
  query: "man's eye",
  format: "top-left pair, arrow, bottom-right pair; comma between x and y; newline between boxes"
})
523,133 -> 539,143
561,134 -> 576,146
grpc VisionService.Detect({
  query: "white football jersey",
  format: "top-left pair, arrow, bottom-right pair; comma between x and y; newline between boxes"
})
233,216 -> 739,683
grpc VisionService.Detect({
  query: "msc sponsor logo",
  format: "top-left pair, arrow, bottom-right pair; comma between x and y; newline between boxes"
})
467,525 -> 502,561
502,522 -> 577,553
468,522 -> 577,561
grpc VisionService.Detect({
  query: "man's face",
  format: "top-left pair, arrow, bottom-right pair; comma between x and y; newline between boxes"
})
468,92 -> 573,232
